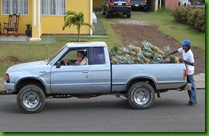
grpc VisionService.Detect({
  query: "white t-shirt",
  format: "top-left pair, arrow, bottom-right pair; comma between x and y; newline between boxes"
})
178,47 -> 195,75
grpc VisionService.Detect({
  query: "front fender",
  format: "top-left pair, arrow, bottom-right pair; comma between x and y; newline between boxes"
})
6,70 -> 51,94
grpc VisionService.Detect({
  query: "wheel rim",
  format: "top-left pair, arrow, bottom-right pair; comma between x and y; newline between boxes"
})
133,87 -> 150,105
22,90 -> 40,109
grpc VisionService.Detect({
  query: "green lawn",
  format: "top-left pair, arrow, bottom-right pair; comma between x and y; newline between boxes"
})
131,10 -> 205,50
0,9 -> 205,78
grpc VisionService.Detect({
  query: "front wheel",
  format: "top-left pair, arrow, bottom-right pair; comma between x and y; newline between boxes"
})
17,84 -> 46,113
127,13 -> 131,18
127,82 -> 155,109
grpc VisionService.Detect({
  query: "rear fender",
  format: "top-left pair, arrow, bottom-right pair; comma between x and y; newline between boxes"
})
126,77 -> 158,92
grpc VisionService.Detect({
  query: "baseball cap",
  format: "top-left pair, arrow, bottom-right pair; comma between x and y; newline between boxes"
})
181,39 -> 190,46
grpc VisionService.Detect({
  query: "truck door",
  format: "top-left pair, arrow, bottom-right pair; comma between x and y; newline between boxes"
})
50,48 -> 91,94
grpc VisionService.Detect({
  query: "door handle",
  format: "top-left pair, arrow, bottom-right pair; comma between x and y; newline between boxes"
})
82,70 -> 89,73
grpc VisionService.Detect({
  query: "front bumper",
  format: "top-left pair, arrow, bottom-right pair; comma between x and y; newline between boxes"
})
4,82 -> 16,93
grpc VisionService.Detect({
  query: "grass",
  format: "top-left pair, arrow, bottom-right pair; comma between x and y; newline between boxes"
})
0,9 -> 205,79
131,9 -> 205,50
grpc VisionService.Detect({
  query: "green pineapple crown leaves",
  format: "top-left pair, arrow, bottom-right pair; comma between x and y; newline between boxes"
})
109,41 -> 178,64
128,44 -> 136,51
164,46 -> 170,55
141,41 -> 153,53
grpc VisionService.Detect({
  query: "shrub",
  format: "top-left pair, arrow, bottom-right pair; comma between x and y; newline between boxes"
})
172,6 -> 205,32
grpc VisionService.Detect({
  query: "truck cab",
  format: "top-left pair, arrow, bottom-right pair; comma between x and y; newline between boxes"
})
49,42 -> 111,94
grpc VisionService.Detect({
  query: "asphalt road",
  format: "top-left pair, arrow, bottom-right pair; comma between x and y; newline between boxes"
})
0,89 -> 205,132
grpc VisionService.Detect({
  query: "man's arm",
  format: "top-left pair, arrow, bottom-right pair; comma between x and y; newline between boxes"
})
179,58 -> 194,66
163,50 -> 178,58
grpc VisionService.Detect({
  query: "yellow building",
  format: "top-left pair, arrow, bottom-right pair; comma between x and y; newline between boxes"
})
0,0 -> 94,41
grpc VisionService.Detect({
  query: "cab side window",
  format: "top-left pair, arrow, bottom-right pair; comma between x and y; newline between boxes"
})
92,47 -> 105,65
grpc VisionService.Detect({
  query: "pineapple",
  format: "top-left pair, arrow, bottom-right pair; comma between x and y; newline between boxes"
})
143,58 -> 150,64
123,56 -> 133,64
151,45 -> 159,51
164,58 -> 170,63
121,47 -> 130,54
111,57 -> 118,64
174,56 -> 179,63
144,52 -> 152,58
116,50 -> 123,56
153,52 -> 164,63
164,46 -> 170,55
109,42 -> 178,64
109,46 -> 119,56
130,51 -> 137,56
156,49 -> 164,55
128,45 -> 136,51
169,55 -> 179,63
132,57 -> 137,62
136,52 -> 145,64
134,47 -> 141,52
125,54 -> 131,58
141,41 -> 153,53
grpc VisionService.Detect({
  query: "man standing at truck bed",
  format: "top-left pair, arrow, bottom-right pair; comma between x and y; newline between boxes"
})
164,39 -> 197,106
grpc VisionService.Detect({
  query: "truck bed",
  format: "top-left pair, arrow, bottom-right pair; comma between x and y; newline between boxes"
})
111,63 -> 187,92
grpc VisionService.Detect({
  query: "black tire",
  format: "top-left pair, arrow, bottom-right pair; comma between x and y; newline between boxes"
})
103,8 -> 106,15
17,84 -> 46,113
127,82 -> 155,109
127,13 -> 131,18
106,11 -> 110,18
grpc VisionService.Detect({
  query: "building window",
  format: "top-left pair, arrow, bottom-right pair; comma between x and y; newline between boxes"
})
41,0 -> 65,15
2,0 -> 28,15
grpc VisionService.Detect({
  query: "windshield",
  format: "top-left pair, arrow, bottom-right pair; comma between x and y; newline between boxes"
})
48,46 -> 66,65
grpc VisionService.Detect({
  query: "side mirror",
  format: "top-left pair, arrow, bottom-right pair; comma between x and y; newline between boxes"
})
56,61 -> 61,68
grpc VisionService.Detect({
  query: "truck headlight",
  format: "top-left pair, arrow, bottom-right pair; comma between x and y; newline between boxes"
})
5,74 -> 10,83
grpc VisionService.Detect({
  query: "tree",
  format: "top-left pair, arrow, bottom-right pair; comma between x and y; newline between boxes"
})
63,11 -> 93,42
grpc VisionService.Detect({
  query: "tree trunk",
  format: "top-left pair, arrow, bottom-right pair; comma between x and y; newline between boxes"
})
77,25 -> 81,42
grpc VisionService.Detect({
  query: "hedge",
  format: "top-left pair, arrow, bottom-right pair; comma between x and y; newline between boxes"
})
172,6 -> 205,32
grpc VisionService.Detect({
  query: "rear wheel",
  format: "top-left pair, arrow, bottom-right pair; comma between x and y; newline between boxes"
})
106,11 -> 110,18
103,8 -> 106,15
127,82 -> 155,109
127,13 -> 131,18
17,84 -> 46,113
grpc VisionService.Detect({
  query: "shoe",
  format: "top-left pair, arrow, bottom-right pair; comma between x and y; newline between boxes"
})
187,102 -> 197,106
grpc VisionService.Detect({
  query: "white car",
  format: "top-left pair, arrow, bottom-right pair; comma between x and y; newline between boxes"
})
179,0 -> 191,6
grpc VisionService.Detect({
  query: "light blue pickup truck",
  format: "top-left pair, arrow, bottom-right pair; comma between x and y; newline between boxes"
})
4,42 -> 190,113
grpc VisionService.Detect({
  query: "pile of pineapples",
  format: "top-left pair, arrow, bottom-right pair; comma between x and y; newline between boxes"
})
110,41 -> 180,64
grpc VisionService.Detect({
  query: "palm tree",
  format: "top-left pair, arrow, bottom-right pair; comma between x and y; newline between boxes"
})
63,11 -> 93,42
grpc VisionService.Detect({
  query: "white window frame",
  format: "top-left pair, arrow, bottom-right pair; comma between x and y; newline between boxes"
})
41,0 -> 66,15
1,0 -> 28,15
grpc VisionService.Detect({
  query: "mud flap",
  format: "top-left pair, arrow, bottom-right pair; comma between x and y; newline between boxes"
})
156,89 -> 161,98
